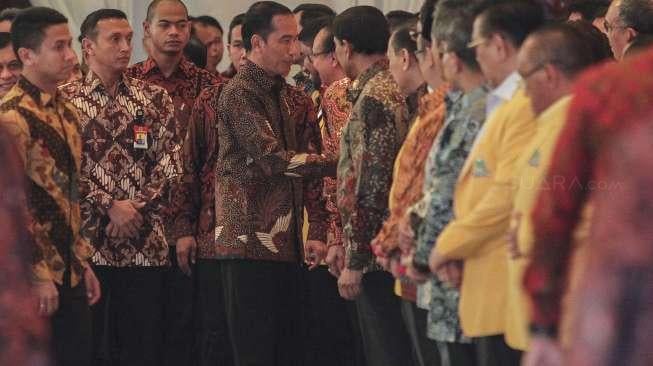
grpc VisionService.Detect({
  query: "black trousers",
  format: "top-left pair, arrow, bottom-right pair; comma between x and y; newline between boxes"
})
195,259 -> 233,366
163,246 -> 195,366
92,266 -> 166,366
52,280 -> 92,366
221,259 -> 304,366
475,335 -> 522,366
355,271 -> 414,366
436,341 -> 477,366
304,266 -> 366,366
401,300 -> 441,366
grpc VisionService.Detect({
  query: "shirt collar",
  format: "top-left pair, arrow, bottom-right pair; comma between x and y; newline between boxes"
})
83,70 -> 131,95
536,94 -> 572,125
17,76 -> 59,108
141,56 -> 194,79
241,60 -> 285,92
461,85 -> 489,109
490,71 -> 521,102
347,59 -> 389,103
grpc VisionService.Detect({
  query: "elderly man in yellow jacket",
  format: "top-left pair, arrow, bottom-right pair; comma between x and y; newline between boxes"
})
427,1 -> 543,365
511,24 -> 612,366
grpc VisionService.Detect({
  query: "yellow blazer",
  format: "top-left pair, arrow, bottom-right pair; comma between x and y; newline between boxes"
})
436,88 -> 536,337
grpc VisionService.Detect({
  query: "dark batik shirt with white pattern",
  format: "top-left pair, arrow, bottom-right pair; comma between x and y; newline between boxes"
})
60,71 -> 180,267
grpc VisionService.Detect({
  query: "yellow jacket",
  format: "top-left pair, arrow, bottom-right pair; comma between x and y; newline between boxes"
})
436,88 -> 536,337
506,96 -> 592,350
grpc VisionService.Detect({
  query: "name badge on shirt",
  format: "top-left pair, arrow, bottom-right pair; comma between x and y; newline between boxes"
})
134,125 -> 149,149
473,159 -> 490,177
528,149 -> 541,167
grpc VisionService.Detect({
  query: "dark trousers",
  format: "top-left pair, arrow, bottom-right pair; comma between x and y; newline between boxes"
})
401,300 -> 441,366
195,259 -> 233,366
304,266 -> 366,366
475,335 -> 522,366
52,280 -> 92,366
221,259 -> 304,366
356,271 -> 414,366
92,266 -> 166,366
163,246 -> 195,366
436,341 -> 478,366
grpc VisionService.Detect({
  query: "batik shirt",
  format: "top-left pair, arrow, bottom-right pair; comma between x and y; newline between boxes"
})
0,76 -> 93,287
0,129 -> 49,366
412,86 -> 487,343
337,59 -> 410,271
126,57 -> 222,242
372,84 -> 448,257
60,71 -> 180,267
214,60 -> 331,262
180,84 -> 224,258
320,78 -> 351,247
524,47 -> 653,330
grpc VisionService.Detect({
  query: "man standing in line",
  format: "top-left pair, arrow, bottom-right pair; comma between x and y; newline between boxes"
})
0,7 -> 101,366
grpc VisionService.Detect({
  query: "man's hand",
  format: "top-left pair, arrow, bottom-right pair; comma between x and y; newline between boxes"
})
507,212 -> 523,259
376,255 -> 391,271
305,240 -> 327,270
403,251 -> 430,284
389,255 -> 405,279
338,268 -> 363,300
522,335 -> 563,366
176,236 -> 197,276
435,260 -> 463,288
397,218 -> 415,253
428,248 -> 447,274
34,280 -> 59,317
325,245 -> 345,277
107,200 -> 145,237
83,264 -> 102,305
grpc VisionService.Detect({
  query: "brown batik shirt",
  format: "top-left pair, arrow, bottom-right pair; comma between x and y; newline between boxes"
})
0,76 -> 93,287
126,56 -> 222,243
60,71 -> 180,267
214,60 -> 332,262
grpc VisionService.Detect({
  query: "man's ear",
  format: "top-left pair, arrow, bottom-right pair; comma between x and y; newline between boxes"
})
401,48 -> 411,71
81,38 -> 94,57
17,47 -> 34,67
143,20 -> 150,38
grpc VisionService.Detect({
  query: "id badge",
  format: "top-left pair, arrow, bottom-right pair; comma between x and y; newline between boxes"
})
134,125 -> 149,149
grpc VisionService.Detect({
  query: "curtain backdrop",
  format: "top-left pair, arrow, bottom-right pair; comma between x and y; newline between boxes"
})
31,0 -> 420,69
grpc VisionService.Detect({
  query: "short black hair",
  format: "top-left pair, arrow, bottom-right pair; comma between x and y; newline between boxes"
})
526,22 -> 598,78
567,0 -> 610,21
567,19 -> 612,63
79,9 -> 128,41
146,0 -> 189,22
228,13 -> 245,44
619,0 -> 653,34
0,8 -> 20,23
11,7 -> 68,58
184,36 -> 207,68
243,1 -> 293,52
390,26 -> 417,54
386,10 -> 418,32
315,24 -> 335,54
298,15 -> 333,46
419,0 -> 438,42
433,0 -> 480,71
625,32 -> 653,55
333,6 -> 390,55
293,3 -> 336,26
0,32 -> 11,49
193,15 -> 223,34
478,0 -> 545,48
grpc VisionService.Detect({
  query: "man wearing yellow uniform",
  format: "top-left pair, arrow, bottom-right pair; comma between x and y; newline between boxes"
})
428,1 -> 543,365
509,24 -> 611,366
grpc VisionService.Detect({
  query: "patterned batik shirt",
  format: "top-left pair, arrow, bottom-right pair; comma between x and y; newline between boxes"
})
126,57 -> 222,241
0,76 -> 93,287
319,78 -> 352,247
372,84 -> 449,257
0,129 -> 49,366
411,86 -> 487,343
180,84 -> 224,258
214,60 -> 332,263
60,71 -> 180,267
337,59 -> 410,271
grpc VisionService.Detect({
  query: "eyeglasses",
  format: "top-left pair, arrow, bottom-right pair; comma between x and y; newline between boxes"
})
604,19 -> 627,33
307,49 -> 332,62
467,37 -> 488,49
517,61 -> 548,87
